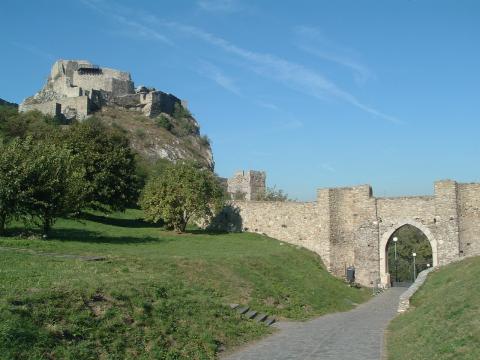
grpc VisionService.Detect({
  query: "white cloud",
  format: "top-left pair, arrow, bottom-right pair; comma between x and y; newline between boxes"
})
11,42 -> 55,61
164,22 -> 400,124
294,26 -> 373,85
197,61 -> 241,94
80,1 -> 399,124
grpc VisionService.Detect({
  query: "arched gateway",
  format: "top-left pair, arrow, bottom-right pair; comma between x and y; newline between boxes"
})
229,180 -> 480,287
379,221 -> 438,286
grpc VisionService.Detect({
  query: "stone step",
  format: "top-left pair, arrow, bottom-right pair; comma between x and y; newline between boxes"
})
255,313 -> 268,322
245,310 -> 257,319
236,306 -> 250,315
264,317 -> 276,326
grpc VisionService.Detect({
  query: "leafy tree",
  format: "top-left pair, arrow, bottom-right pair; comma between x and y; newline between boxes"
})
140,161 -> 225,232
63,119 -> 140,212
22,140 -> 85,235
0,138 -> 32,234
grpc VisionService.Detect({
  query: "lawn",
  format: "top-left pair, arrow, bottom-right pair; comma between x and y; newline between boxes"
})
387,256 -> 480,360
0,209 -> 370,359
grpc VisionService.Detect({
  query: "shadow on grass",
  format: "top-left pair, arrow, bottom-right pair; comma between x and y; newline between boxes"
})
50,228 -> 164,244
79,213 -> 161,229
4,227 -> 165,245
185,229 -> 231,236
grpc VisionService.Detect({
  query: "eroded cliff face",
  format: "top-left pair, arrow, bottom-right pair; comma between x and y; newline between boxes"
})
15,60 -> 214,169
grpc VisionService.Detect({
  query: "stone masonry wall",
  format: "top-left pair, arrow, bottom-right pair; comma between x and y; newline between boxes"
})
458,183 -> 480,257
233,201 -> 331,269
231,180 -> 480,287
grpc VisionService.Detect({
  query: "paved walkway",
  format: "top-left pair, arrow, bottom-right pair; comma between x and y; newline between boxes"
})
225,287 -> 406,360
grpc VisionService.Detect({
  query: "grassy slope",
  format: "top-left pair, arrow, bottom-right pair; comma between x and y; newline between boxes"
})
0,210 -> 370,359
387,256 -> 480,360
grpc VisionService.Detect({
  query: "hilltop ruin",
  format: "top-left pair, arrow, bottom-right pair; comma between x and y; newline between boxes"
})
20,60 -> 187,121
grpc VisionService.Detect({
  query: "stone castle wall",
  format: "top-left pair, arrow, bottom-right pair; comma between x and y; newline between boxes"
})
232,180 -> 480,287
19,60 -> 184,121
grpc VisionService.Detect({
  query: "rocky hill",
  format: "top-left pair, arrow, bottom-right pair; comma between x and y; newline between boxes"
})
15,60 -> 213,168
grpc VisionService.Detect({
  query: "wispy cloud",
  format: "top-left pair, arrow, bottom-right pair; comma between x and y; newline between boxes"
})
256,101 -> 280,111
197,0 -> 240,12
294,26 -> 373,85
80,1 -> 399,124
163,22 -> 399,123
197,61 -> 241,94
80,0 -> 172,45
11,42 -> 56,61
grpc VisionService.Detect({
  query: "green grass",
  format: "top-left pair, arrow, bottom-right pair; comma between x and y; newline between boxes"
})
387,256 -> 480,360
0,209 -> 370,359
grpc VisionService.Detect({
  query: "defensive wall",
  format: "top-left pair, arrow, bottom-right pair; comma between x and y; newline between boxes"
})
231,180 -> 480,287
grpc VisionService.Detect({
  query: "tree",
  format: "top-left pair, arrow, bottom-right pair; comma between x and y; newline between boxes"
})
63,119 -> 140,212
140,161 -> 225,232
22,140 -> 85,235
0,139 -> 31,234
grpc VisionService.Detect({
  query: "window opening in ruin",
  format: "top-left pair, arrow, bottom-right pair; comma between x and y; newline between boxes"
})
386,225 -> 433,286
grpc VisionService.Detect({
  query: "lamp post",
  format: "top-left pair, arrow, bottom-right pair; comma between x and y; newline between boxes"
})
412,252 -> 417,281
393,237 -> 398,284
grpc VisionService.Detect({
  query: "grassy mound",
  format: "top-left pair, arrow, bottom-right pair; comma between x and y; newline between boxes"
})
0,210 -> 370,359
387,256 -> 480,360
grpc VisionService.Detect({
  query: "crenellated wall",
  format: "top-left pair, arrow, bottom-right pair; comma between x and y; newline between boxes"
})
232,180 -> 480,287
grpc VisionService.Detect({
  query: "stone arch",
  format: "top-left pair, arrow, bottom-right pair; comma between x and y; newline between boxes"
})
379,220 -> 438,287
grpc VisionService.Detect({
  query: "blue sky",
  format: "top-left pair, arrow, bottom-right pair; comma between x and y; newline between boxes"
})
1,0 -> 479,200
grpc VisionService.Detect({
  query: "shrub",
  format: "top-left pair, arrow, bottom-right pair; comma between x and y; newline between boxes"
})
155,115 -> 173,131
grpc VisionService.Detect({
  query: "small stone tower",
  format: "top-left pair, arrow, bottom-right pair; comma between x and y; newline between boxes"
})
227,170 -> 266,200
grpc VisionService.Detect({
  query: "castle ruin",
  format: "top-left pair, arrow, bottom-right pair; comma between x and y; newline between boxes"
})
227,170 -> 266,200
20,60 -> 185,121
230,179 -> 480,288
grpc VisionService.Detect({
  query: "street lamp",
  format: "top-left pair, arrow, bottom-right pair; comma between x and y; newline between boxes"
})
393,237 -> 398,284
427,263 -> 430,268
412,252 -> 417,281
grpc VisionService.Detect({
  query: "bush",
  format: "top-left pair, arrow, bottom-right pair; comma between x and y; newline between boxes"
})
172,103 -> 191,119
155,115 -> 173,131
140,161 -> 225,232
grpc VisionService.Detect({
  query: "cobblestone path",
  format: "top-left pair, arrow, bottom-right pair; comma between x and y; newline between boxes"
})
225,287 -> 406,360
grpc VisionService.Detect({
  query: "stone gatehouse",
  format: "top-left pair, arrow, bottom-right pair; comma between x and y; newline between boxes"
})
232,180 -> 480,287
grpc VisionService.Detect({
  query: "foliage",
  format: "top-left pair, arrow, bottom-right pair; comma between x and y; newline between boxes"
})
255,186 -> 289,201
172,102 -> 192,120
0,138 -> 32,234
387,256 -> 480,360
0,107 -> 58,142
21,139 -> 85,234
387,225 -> 433,282
63,119 -> 140,212
134,127 -> 146,139
0,209 -> 371,359
154,114 -> 172,131
140,161 -> 225,232
0,137 -> 84,235
200,134 -> 211,147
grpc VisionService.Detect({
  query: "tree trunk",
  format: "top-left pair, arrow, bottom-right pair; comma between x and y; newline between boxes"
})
0,213 -> 6,236
43,211 -> 51,236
